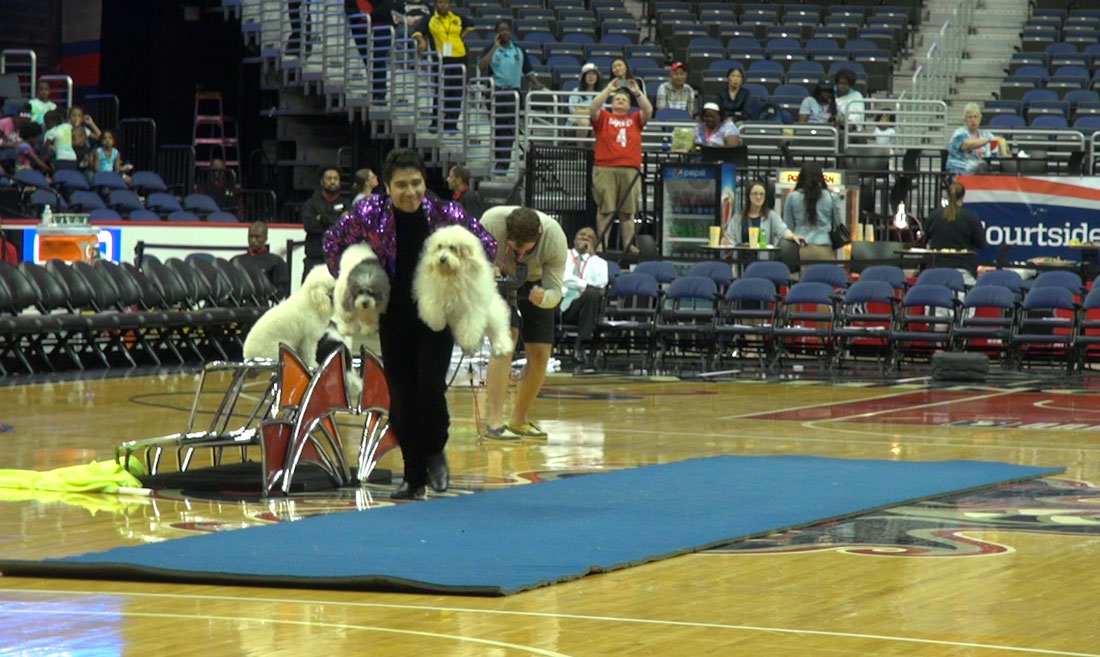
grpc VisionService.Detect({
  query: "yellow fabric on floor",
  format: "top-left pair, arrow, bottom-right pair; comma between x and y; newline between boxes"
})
0,460 -> 145,493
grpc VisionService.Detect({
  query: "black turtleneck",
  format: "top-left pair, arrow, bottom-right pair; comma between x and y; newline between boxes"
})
391,205 -> 430,311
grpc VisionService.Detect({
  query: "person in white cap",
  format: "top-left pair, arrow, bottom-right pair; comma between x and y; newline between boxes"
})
694,102 -> 741,147
656,62 -> 696,116
567,63 -> 603,138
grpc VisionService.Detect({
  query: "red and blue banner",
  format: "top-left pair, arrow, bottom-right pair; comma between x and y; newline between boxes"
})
958,175 -> 1100,262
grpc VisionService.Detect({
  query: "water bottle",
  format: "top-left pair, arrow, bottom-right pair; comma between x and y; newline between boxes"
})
758,220 -> 768,247
41,205 -> 53,226
662,136 -> 671,152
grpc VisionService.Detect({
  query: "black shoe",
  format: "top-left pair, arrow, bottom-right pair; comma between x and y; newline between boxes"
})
426,452 -> 449,492
390,481 -> 427,500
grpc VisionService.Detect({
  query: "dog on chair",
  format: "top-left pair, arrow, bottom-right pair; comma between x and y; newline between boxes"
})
413,224 -> 513,356
243,264 -> 336,368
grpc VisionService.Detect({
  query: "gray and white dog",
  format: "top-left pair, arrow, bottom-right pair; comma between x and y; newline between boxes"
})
332,243 -> 390,344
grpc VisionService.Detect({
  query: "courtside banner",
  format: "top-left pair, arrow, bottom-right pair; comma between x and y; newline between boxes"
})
958,175 -> 1100,262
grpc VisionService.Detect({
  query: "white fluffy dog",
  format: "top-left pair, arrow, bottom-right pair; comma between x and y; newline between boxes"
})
413,225 -> 513,356
243,265 -> 336,367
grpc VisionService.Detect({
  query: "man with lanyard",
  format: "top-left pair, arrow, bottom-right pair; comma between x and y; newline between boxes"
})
560,226 -> 608,366
446,164 -> 485,219
412,0 -> 473,133
302,166 -> 349,280
479,19 -> 544,175
479,206 -> 567,440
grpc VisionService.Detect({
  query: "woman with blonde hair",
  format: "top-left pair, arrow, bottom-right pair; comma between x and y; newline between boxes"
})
946,102 -> 1009,175
923,182 -> 986,283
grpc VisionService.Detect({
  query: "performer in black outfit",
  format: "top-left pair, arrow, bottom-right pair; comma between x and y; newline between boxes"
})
323,149 -> 497,500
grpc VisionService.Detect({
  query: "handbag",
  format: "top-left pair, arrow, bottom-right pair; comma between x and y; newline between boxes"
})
829,221 -> 851,250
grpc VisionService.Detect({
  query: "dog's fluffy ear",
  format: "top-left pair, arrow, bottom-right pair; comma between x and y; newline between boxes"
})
303,266 -> 336,317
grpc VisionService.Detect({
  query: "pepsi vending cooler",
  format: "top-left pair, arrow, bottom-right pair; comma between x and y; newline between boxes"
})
658,162 -> 737,259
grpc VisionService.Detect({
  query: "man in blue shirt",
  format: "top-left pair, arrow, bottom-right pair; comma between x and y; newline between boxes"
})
478,19 -> 544,175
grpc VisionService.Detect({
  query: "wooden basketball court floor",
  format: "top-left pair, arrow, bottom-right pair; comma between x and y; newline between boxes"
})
2,366 -> 1100,656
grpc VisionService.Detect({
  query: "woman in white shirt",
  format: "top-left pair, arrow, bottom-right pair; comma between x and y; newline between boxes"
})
798,82 -> 836,125
694,102 -> 741,147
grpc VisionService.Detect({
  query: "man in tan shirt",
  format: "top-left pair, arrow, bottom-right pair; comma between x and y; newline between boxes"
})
478,205 -> 568,439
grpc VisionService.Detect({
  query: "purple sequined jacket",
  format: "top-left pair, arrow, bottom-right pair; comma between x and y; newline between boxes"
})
322,194 -> 498,277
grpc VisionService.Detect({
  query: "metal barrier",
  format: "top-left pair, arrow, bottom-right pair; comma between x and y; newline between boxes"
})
344,13 -> 376,121
1091,132 -> 1100,175
909,0 -> 972,102
0,49 -> 36,99
524,144 -> 596,241
385,37 -> 419,135
463,75 -> 497,180
321,0 -> 348,109
119,118 -> 158,173
414,52 -> 443,141
986,128 -> 1087,175
438,60 -> 469,167
491,88 -> 522,177
843,98 -> 949,151
240,188 -> 278,223
157,144 -> 196,195
80,94 -> 120,133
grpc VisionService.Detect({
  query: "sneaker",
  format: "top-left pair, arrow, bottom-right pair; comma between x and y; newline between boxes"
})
483,425 -> 520,441
505,422 -> 548,439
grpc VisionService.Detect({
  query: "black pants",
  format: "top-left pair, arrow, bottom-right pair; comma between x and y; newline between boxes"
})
561,287 -> 602,345
492,90 -> 518,173
379,302 -> 454,488
441,56 -> 464,132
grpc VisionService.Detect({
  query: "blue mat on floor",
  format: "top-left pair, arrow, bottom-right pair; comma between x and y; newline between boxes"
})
0,456 -> 1061,596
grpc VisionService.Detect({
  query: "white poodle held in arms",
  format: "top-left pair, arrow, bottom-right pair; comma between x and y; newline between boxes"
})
243,265 -> 336,367
414,225 -> 513,356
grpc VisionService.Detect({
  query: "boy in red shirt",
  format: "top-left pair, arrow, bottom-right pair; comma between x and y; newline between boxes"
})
588,79 -> 652,251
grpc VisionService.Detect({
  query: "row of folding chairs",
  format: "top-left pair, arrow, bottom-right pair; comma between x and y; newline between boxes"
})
0,256 -> 278,376
587,265 -> 1100,373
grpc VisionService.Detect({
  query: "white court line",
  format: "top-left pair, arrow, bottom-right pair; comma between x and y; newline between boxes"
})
1034,400 -> 1100,415
717,388 -> 925,420
1,589 -> 1095,657
804,390 -> 1019,425
0,607 -> 575,656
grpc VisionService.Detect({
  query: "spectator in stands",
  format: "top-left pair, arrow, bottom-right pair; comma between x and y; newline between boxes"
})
694,101 -> 741,147
29,80 -> 55,125
656,62 -> 696,117
873,111 -> 897,153
922,182 -> 985,283
0,104 -> 29,146
560,226 -> 607,365
352,167 -> 380,205
715,67 -> 754,122
567,63 -> 602,139
725,179 -> 797,248
15,123 -> 50,173
240,220 -> 290,299
42,109 -> 77,171
833,69 -> 864,129
303,165 -> 349,279
196,159 -> 239,212
446,164 -> 485,218
589,79 -> 653,252
783,161 -> 842,263
1,215 -> 18,265
91,130 -> 125,177
609,58 -> 646,98
413,0 -> 474,133
798,81 -> 836,125
479,19 -> 544,175
323,148 -> 498,499
946,103 -> 1009,175
68,105 -> 102,142
480,206 -> 568,440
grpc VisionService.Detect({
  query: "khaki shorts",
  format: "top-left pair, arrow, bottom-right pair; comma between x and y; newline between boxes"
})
592,166 -> 641,216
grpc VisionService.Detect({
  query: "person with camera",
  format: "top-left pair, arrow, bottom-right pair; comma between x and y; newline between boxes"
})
589,78 -> 652,252
478,206 -> 568,440
478,20 -> 544,175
